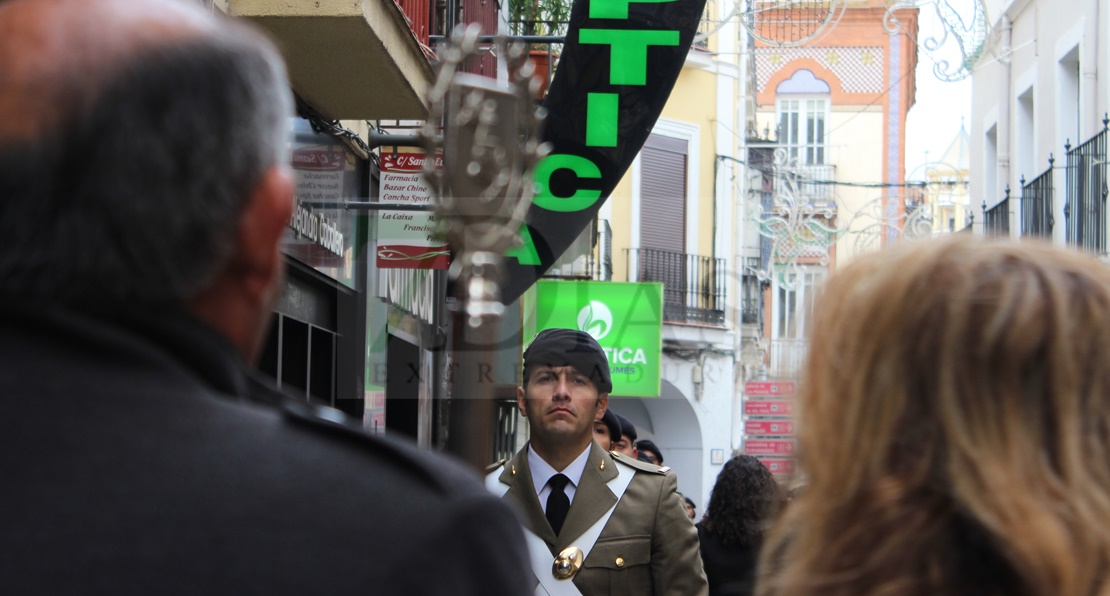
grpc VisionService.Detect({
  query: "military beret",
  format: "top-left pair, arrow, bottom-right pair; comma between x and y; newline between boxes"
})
635,439 -> 663,465
522,328 -> 613,393
599,408 -> 621,443
612,411 -> 637,442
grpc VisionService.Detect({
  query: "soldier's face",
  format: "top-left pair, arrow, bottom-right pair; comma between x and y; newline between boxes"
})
612,435 -> 637,458
518,365 -> 608,447
592,422 -> 612,451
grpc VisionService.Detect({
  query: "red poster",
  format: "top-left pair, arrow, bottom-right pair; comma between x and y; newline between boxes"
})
744,380 -> 797,397
742,400 -> 795,416
756,457 -> 796,476
743,439 -> 797,456
744,420 -> 796,436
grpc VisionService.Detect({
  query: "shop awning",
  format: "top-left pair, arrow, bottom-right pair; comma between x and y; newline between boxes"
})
230,0 -> 433,120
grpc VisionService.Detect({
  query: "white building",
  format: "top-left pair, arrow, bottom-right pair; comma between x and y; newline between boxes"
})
970,0 -> 1109,247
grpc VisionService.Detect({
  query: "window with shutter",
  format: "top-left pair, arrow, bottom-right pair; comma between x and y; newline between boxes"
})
638,134 -> 688,319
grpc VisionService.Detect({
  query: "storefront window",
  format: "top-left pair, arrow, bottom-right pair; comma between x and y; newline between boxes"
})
284,118 -> 359,288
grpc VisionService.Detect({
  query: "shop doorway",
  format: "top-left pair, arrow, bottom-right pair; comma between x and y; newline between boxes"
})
258,259 -> 362,417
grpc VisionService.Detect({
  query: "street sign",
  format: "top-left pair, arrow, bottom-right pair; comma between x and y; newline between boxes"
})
744,439 -> 796,456
744,380 -> 797,397
756,457 -> 796,476
742,400 -> 795,416
376,152 -> 449,270
744,420 -> 796,436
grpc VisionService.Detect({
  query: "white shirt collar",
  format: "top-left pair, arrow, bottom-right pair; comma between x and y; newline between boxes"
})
527,442 -> 592,508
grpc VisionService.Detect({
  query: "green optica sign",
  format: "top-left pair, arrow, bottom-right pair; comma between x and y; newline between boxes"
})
527,280 -> 663,397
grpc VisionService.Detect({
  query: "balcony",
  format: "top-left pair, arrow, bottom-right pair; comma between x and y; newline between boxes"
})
767,339 -> 807,379
740,256 -> 763,325
627,248 -> 727,327
1064,117 -> 1109,255
544,219 -> 612,281
230,0 -> 434,119
983,189 -> 1010,237
774,163 -> 837,212
1020,161 -> 1054,238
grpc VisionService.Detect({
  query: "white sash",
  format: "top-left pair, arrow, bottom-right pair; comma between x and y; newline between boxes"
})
486,459 -> 636,596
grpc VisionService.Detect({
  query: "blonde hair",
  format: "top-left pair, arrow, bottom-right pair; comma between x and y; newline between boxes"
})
757,237 -> 1110,596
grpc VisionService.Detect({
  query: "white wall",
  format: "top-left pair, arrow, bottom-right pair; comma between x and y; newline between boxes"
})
609,326 -> 736,512
970,0 -> 1106,239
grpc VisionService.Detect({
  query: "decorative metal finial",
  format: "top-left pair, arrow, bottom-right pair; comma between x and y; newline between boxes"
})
419,25 -> 550,329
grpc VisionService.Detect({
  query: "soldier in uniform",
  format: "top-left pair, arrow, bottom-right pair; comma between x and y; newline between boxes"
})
611,410 -> 639,458
488,328 -> 708,595
0,1 -> 530,593
593,408 -> 622,451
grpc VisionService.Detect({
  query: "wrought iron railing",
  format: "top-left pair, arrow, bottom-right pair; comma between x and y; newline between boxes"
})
768,339 -> 807,379
775,163 -> 837,209
983,189 -> 1010,237
740,256 -> 762,325
1064,117 -> 1109,255
492,400 -> 519,463
626,248 -> 727,326
1020,158 -> 1054,238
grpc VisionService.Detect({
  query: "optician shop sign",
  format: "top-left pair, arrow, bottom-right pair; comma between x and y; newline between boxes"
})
527,280 -> 663,397
498,0 -> 708,304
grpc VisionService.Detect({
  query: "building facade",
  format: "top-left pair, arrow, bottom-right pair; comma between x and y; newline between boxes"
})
742,0 -> 919,476
970,0 -> 1109,250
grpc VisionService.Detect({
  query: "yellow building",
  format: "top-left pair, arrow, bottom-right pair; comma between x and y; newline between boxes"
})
580,5 -> 749,508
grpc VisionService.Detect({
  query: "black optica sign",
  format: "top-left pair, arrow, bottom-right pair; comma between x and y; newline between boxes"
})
500,0 -> 708,305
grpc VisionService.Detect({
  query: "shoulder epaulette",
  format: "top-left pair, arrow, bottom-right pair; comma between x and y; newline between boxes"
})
485,458 -> 507,474
281,400 -> 449,493
610,450 -> 670,475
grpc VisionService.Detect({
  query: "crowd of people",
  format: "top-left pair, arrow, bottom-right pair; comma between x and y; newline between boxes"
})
6,1 -> 1110,594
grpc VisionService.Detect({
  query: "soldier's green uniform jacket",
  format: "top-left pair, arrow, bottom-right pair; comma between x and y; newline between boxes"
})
488,441 -> 709,596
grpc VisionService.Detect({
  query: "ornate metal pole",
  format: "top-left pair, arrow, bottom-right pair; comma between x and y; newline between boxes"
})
421,25 -> 548,471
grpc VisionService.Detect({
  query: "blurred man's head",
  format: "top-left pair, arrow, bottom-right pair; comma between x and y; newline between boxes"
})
0,0 -> 293,362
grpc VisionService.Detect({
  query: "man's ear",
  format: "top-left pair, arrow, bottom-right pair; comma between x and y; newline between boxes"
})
596,394 -> 608,421
517,386 -> 527,418
233,165 -> 294,305
187,165 -> 293,363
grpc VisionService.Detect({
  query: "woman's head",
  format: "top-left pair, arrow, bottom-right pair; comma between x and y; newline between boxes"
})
702,455 -> 784,548
759,237 -> 1110,596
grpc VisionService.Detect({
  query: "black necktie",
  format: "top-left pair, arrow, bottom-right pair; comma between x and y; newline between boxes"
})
545,474 -> 571,536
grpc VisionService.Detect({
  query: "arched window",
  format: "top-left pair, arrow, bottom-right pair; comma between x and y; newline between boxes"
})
775,69 -> 831,165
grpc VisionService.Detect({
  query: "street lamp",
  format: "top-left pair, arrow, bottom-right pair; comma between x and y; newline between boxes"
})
421,25 -> 548,470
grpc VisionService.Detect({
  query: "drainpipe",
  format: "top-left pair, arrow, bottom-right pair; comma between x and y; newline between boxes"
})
995,14 -> 1012,235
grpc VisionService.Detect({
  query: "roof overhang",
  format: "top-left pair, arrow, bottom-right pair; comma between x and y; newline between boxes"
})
230,0 -> 433,120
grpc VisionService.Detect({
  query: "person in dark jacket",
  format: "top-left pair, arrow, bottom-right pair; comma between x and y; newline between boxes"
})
0,1 -> 530,594
697,455 -> 785,596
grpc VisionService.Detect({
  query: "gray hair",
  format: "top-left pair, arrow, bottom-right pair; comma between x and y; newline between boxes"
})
0,17 -> 291,305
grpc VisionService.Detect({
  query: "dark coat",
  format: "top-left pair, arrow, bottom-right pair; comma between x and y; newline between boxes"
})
0,305 -> 531,595
696,522 -> 760,596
